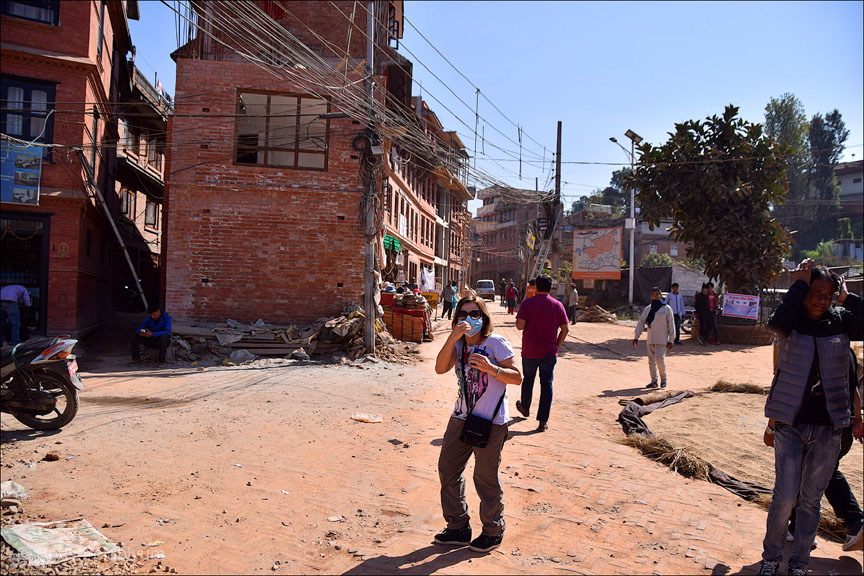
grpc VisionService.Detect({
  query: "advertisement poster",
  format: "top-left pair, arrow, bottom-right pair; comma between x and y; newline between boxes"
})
572,227 -> 622,279
722,293 -> 760,320
1,141 -> 42,205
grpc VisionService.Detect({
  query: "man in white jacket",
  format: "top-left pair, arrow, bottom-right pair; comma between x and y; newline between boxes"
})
632,287 -> 675,389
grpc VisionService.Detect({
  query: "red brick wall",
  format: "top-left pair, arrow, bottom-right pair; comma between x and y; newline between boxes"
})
1,0 -> 126,335
0,2 -> 92,59
165,57 -> 369,324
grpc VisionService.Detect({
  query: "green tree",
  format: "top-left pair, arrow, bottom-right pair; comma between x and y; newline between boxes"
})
639,253 -> 674,268
807,110 -> 848,233
764,94 -> 810,249
630,105 -> 791,293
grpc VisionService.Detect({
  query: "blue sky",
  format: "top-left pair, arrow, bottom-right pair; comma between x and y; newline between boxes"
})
130,1 -> 864,212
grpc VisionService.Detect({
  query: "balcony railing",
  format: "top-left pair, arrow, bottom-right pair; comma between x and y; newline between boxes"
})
133,68 -> 173,117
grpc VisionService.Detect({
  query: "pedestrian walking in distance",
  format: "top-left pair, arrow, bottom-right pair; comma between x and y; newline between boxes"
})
757,260 -> 863,576
440,281 -> 457,320
566,283 -> 579,325
667,282 -> 685,345
505,282 -> 517,315
434,295 -> 522,553
515,274 -> 569,432
632,287 -> 675,389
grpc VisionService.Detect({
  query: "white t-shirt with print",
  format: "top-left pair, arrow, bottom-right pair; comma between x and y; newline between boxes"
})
452,333 -> 514,425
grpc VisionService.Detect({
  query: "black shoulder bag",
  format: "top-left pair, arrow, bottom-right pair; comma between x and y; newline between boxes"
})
458,339 -> 506,448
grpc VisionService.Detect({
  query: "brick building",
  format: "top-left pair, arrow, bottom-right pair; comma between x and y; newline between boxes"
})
114,61 -> 170,306
473,185 -> 539,293
381,98 -> 472,292
164,1 -> 472,324
1,0 -> 140,336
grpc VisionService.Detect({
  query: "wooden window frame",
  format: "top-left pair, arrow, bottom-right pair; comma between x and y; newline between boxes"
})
233,89 -> 330,171
144,200 -> 159,229
1,75 -> 56,160
119,187 -> 135,220
1,0 -> 60,26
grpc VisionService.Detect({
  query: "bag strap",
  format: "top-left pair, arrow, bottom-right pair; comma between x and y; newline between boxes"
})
460,338 -> 507,419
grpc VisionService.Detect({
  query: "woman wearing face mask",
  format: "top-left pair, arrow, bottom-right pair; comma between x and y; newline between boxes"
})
433,295 -> 522,553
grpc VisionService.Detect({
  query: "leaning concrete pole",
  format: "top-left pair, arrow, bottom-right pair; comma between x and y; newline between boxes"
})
363,1 -> 377,355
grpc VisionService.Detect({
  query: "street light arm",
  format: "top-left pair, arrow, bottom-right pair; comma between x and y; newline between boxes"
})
609,138 -> 632,163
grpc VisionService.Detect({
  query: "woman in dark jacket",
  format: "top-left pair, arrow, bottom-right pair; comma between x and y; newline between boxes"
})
757,260 -> 863,576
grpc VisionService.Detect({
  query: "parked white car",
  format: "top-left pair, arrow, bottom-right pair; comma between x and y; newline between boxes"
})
475,279 -> 496,301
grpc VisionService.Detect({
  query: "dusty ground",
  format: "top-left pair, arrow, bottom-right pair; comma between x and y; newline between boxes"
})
647,392 -> 864,502
1,307 -> 862,575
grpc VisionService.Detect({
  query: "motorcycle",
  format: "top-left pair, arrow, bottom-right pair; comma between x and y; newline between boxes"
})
1,337 -> 81,430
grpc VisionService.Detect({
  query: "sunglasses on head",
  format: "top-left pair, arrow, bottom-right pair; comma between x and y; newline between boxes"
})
456,310 -> 483,320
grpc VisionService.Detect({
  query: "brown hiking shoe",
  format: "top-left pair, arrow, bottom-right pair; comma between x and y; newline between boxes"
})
515,400 -> 530,418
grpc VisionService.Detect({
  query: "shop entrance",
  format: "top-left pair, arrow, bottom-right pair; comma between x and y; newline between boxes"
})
1,213 -> 49,339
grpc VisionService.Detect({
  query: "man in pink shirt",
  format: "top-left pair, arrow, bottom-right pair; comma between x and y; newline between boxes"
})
514,275 -> 569,431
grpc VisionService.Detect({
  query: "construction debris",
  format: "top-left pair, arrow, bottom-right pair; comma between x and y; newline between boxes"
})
170,308 -> 419,365
576,305 -> 618,323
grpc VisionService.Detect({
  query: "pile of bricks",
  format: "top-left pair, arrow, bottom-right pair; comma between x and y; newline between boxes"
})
382,309 -> 425,343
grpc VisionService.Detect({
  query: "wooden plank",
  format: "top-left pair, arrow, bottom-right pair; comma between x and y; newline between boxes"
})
172,325 -> 219,337
231,342 -> 305,349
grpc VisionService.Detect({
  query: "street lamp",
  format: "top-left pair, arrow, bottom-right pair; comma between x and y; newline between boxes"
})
609,129 -> 642,306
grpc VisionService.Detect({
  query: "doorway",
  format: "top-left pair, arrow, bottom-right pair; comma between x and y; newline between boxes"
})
1,212 -> 50,338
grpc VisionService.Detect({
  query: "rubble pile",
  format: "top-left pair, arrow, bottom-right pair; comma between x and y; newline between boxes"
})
373,330 -> 419,363
170,308 -> 414,364
576,305 -> 618,323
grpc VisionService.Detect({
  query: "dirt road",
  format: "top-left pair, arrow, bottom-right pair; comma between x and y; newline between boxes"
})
1,307 -> 861,575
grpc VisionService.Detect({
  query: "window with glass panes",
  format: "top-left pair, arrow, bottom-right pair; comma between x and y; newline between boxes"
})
235,91 -> 329,169
145,201 -> 158,228
1,76 -> 55,159
2,0 -> 59,25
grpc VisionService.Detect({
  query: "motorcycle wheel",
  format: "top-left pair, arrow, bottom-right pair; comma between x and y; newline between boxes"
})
10,371 -> 79,430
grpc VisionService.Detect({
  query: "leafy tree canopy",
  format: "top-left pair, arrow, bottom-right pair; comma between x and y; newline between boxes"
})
629,105 -> 791,293
640,253 -> 675,268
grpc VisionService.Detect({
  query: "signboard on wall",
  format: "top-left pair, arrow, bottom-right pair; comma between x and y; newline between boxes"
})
722,293 -> 760,320
0,141 -> 42,205
572,227 -> 622,279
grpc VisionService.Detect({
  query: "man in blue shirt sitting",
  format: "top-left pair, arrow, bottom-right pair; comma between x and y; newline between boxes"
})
130,304 -> 172,366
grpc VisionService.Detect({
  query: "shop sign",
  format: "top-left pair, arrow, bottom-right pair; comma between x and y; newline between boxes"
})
1,141 -> 42,205
421,292 -> 438,308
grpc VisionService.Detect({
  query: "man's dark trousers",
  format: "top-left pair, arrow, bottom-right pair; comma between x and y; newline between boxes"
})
130,333 -> 170,362
673,313 -> 682,342
521,355 -> 557,423
442,300 -> 453,319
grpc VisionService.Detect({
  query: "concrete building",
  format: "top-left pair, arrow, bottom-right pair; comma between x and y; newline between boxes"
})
835,159 -> 863,219
1,0 -> 139,336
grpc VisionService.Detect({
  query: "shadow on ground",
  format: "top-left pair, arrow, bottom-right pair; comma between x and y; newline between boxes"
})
342,544 -> 481,575
0,427 -> 62,444
729,554 -> 862,575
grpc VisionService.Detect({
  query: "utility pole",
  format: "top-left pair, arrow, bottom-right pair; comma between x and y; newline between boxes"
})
551,121 -> 562,284
77,149 -> 148,311
363,1 -> 377,355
